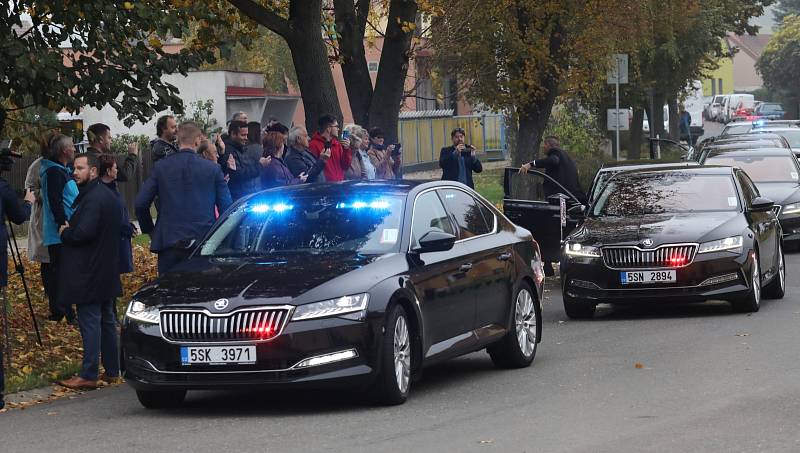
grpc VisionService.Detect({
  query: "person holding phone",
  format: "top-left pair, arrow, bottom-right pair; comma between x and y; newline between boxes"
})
308,114 -> 352,182
261,130 -> 308,189
439,127 -> 482,189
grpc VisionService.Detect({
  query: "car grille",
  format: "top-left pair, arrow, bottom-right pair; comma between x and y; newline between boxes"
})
602,244 -> 697,269
160,307 -> 292,342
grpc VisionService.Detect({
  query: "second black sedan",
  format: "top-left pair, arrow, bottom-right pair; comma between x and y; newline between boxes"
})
702,148 -> 800,247
122,180 -> 544,407
561,167 -> 785,318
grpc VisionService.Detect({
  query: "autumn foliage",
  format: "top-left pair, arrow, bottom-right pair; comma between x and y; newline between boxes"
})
1,246 -> 157,394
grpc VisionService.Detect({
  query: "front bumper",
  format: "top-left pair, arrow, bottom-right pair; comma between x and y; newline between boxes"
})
561,250 -> 752,304
121,315 -> 382,391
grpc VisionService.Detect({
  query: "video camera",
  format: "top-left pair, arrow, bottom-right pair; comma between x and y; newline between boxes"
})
0,140 -> 22,172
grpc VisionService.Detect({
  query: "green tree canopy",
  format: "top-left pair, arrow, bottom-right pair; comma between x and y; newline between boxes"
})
0,1 -> 244,133
758,14 -> 800,99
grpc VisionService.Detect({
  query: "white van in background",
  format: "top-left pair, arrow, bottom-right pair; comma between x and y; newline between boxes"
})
722,93 -> 755,123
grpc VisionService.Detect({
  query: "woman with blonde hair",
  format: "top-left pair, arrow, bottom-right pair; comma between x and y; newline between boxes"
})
345,125 -> 376,180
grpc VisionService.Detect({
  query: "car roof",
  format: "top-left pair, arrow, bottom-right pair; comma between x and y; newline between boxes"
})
705,148 -> 795,158
704,140 -> 784,150
598,161 -> 698,173
617,166 -> 735,177
752,127 -> 800,133
249,179 -> 439,199
717,132 -> 786,141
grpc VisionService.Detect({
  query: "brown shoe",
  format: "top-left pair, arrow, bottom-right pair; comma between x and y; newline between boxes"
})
98,373 -> 123,385
56,376 -> 98,390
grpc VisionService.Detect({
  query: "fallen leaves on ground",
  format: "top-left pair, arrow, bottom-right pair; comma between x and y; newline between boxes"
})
634,362 -> 644,369
1,245 -> 157,399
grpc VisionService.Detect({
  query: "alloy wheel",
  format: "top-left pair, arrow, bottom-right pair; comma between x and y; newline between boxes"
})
752,259 -> 761,307
515,289 -> 537,358
393,315 -> 410,394
778,249 -> 785,293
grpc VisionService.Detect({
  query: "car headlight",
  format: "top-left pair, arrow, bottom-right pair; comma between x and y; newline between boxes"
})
697,236 -> 743,254
292,294 -> 370,321
782,203 -> 800,215
564,242 -> 601,258
125,300 -> 160,324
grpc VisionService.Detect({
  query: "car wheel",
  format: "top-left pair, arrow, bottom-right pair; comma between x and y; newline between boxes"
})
488,282 -> 539,369
371,304 -> 411,405
563,292 -> 596,319
763,243 -> 785,299
732,252 -> 761,313
135,389 -> 187,409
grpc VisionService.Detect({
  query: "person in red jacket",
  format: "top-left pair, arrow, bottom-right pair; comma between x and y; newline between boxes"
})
308,114 -> 352,182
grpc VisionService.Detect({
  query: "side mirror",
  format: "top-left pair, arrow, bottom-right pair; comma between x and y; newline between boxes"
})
172,238 -> 197,251
413,230 -> 456,254
567,204 -> 586,221
749,197 -> 775,213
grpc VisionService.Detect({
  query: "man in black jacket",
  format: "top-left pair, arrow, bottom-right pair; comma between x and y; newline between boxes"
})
85,123 -> 139,183
0,175 -> 34,410
518,136 -> 587,203
226,121 -> 265,200
55,153 -> 122,390
285,126 -> 327,183
150,115 -> 179,162
439,127 -> 482,189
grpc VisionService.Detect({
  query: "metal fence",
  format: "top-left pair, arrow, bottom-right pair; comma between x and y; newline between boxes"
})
397,114 -> 507,166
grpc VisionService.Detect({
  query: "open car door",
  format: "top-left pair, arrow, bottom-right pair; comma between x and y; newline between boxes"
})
649,138 -> 694,161
502,167 -> 584,263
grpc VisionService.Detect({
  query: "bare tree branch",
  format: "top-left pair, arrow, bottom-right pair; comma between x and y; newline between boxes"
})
226,0 -> 291,39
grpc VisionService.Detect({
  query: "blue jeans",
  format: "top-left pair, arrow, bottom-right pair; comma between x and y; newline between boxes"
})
76,299 -> 120,380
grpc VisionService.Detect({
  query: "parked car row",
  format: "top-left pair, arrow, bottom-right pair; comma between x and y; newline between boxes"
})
704,93 -> 786,124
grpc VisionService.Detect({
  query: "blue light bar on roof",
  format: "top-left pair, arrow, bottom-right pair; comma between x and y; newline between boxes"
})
336,200 -> 392,210
249,202 -> 294,213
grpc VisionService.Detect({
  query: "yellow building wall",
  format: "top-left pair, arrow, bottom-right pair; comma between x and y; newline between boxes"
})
702,56 -> 734,96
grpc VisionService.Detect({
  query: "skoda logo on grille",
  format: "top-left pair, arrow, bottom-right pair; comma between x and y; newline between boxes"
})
213,298 -> 229,311
642,239 -> 654,247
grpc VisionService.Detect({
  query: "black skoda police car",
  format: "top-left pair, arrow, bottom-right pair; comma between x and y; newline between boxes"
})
122,181 -> 544,407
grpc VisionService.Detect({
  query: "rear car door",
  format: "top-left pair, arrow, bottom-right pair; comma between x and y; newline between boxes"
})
438,187 -> 512,331
502,168 -> 582,263
407,190 -> 477,351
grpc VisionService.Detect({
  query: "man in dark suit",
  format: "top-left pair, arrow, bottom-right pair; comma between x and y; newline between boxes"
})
439,127 -> 483,189
56,153 -> 123,390
135,121 -> 232,276
518,135 -> 587,203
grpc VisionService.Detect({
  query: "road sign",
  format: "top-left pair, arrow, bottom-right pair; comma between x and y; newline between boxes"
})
607,54 -> 628,84
607,109 -> 630,131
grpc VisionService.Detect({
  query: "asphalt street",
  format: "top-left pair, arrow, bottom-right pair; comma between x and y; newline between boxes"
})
2,251 -> 800,452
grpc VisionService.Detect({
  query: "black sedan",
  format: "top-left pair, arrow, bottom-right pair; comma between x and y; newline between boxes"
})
702,149 -> 800,247
122,181 -> 544,407
560,166 -> 784,318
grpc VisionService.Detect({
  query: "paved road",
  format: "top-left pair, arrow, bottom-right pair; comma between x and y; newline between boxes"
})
3,252 -> 800,452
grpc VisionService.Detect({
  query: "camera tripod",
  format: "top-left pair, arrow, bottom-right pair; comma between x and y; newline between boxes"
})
1,217 -> 42,371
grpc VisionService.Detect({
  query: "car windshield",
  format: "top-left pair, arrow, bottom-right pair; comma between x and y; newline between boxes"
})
760,130 -> 800,148
592,173 -> 740,216
722,124 -> 752,136
199,194 -> 405,257
704,155 -> 799,183
590,171 -> 616,202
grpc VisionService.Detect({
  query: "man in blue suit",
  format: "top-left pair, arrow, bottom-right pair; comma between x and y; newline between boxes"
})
135,122 -> 232,276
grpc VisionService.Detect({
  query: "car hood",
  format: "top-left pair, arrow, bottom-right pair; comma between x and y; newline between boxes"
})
753,182 -> 800,206
572,212 -> 743,247
133,252 -> 403,309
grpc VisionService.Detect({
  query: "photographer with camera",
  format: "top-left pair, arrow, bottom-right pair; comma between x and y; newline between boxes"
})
367,127 -> 402,180
439,127 -> 482,189
0,142 -> 35,409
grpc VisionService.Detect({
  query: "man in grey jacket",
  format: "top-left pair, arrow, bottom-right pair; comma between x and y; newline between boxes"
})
25,155 -> 55,317
150,114 -> 179,162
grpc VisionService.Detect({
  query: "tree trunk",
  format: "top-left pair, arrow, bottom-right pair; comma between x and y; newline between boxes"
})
367,0 -> 418,144
513,91 -> 558,167
651,91 -> 667,140
334,0 -> 372,126
228,0 -> 342,131
667,97 -> 680,141
629,107 -> 644,159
